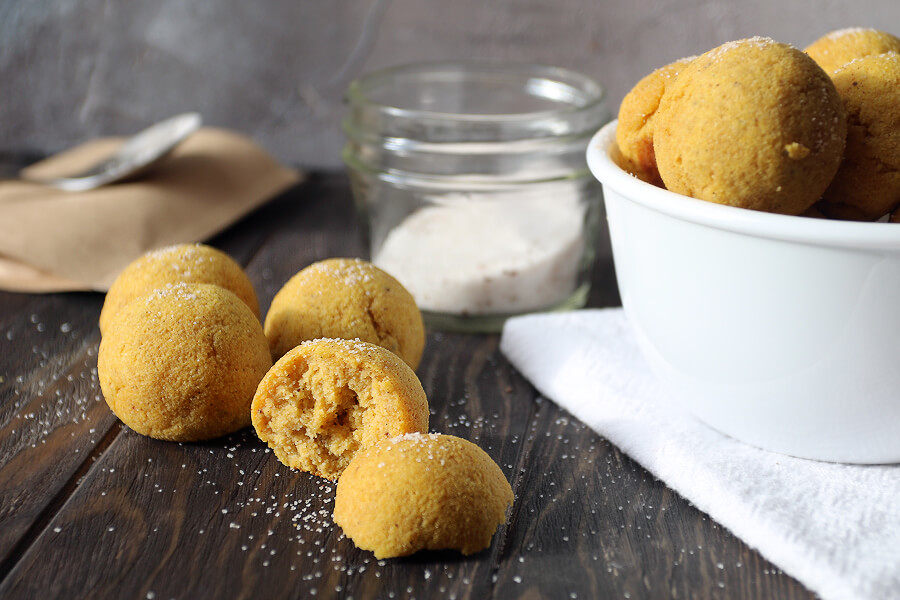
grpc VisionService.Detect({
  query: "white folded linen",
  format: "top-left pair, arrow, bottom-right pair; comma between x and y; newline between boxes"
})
500,308 -> 900,600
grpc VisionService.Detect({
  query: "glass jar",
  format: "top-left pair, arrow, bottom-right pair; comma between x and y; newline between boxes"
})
342,61 -> 610,332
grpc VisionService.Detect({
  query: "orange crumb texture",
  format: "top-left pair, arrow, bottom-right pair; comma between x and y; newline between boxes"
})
264,258 -> 425,370
615,28 -> 900,221
99,242 -> 259,335
615,56 -> 696,187
97,248 -> 513,561
333,433 -> 514,559
251,338 -> 429,480
98,282 -> 272,442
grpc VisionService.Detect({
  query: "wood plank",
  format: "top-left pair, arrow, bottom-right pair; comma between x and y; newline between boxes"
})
490,395 -> 815,599
1,428 -> 315,598
0,173 -> 819,598
0,330 -> 534,599
0,330 -> 816,599
239,173 -> 368,312
0,176 -> 311,577
0,291 -> 116,575
204,176 -> 313,268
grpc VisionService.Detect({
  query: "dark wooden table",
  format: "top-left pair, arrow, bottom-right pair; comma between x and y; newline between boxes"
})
0,173 -> 816,599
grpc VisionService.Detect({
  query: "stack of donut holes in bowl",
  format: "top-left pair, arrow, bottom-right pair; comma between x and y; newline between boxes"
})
97,248 -> 513,558
615,28 -> 900,221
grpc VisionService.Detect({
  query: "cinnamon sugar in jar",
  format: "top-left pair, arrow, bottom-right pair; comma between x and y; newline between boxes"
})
343,62 -> 610,332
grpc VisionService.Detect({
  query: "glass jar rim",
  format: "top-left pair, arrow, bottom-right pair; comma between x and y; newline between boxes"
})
345,60 -> 607,124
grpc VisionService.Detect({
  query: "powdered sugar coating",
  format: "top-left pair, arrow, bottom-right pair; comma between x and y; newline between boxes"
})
99,243 -> 259,334
98,282 -> 272,441
333,433 -> 513,558
251,337 -> 429,480
806,27 -> 900,74
653,37 -> 847,214
264,258 -> 424,369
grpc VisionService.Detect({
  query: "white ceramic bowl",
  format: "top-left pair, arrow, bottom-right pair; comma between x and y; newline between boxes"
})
587,120 -> 900,463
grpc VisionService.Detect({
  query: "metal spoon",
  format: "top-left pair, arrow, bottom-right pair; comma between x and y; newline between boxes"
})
22,112 -> 202,192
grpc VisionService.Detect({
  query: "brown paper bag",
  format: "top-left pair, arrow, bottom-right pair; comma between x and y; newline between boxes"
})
0,127 -> 301,292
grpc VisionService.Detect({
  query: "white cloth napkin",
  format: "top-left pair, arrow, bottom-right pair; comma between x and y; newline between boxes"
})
500,308 -> 900,600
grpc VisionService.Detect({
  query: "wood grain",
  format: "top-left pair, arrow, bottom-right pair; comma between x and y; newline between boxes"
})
0,292 -> 115,574
0,173 -> 815,599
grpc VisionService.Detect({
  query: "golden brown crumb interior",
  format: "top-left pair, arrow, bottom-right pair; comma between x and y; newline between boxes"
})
254,356 -> 375,478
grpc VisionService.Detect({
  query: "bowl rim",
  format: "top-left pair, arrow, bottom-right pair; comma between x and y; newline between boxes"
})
587,120 -> 900,250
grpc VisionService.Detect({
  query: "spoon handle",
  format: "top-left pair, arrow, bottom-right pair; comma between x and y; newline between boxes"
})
22,113 -> 202,192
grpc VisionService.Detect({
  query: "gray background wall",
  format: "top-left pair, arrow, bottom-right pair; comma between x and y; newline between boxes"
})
2,0 -> 899,170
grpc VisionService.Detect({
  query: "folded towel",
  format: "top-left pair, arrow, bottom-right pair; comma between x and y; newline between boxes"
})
0,128 -> 301,292
500,308 -> 900,600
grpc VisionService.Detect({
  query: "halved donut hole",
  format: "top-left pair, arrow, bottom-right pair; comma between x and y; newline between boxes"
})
314,384 -> 367,472
251,338 -> 429,480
